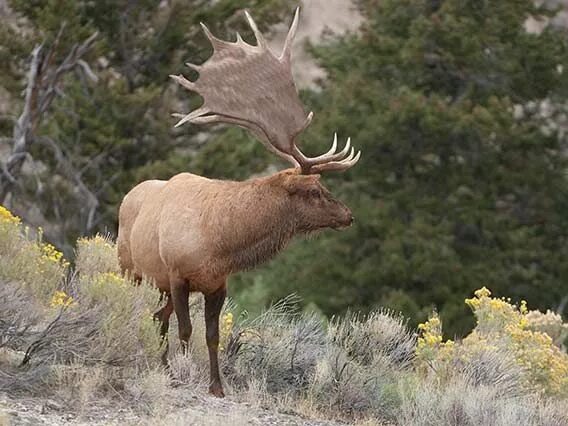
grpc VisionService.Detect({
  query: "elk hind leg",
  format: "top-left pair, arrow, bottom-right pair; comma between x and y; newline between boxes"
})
171,278 -> 192,354
204,284 -> 227,398
153,293 -> 173,365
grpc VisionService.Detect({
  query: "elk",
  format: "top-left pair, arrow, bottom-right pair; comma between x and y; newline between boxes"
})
117,8 -> 360,398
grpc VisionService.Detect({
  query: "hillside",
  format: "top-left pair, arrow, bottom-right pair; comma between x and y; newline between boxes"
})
1,208 -> 567,425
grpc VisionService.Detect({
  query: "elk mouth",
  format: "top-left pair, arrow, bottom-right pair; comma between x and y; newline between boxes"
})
331,216 -> 354,231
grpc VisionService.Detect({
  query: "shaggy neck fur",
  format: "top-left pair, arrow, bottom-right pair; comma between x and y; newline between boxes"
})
212,172 -> 301,273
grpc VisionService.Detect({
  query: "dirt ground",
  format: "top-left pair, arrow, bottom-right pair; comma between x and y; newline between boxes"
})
0,391 -> 348,426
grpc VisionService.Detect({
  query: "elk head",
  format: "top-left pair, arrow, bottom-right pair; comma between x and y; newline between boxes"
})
170,8 -> 361,231
277,170 -> 353,232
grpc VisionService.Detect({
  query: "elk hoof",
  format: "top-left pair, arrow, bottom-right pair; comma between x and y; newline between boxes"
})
209,384 -> 225,398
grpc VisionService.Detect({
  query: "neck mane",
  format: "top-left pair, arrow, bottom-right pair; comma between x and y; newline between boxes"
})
212,173 -> 299,273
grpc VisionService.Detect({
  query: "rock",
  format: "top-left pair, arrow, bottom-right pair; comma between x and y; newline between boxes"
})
40,400 -> 63,413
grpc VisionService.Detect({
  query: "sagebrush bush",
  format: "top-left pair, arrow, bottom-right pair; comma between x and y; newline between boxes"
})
75,234 -> 120,276
220,298 -> 413,422
0,280 -> 43,350
329,310 -> 416,369
525,309 -> 568,348
224,300 -> 327,393
11,241 -> 164,370
313,310 -> 416,420
71,238 -> 163,366
399,375 -> 568,426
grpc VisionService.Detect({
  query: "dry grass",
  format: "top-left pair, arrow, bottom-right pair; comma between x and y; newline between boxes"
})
0,281 -> 43,351
399,375 -> 568,426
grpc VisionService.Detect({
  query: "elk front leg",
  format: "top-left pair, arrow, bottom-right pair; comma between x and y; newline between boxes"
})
171,278 -> 192,354
153,294 -> 173,365
204,284 -> 227,398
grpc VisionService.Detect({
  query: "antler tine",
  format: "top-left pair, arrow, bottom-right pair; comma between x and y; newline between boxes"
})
185,62 -> 201,72
323,133 -> 338,157
172,106 -> 210,128
291,135 -> 355,170
280,6 -> 300,62
244,10 -> 267,48
310,149 -> 362,173
324,136 -> 352,162
200,22 -> 232,50
170,74 -> 195,91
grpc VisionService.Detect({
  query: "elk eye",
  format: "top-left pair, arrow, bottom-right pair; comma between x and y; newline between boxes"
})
309,189 -> 320,198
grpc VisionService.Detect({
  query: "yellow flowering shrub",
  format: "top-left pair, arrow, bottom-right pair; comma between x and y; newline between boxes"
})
82,271 -> 128,305
0,204 -> 69,303
219,312 -> 234,352
50,290 -> 74,308
0,205 -> 20,224
417,287 -> 568,397
525,309 -> 568,348
465,287 -> 522,332
0,205 -> 23,255
466,287 -> 568,395
416,313 -> 454,365
42,242 -> 66,264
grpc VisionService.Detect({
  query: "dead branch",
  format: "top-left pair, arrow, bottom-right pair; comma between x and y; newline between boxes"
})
0,26 -> 98,203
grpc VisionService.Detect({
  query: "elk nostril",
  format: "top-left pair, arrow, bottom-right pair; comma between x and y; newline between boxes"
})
350,215 -> 354,225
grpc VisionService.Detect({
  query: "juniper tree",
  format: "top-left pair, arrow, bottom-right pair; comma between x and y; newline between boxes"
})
221,0 -> 568,335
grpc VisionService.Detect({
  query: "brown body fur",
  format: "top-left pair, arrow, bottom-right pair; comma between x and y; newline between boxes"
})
117,168 -> 352,397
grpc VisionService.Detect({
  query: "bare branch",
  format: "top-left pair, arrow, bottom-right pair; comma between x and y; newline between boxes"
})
77,59 -> 99,83
0,28 -> 98,203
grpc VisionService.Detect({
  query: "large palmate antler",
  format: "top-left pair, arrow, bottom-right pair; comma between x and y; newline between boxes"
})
170,8 -> 360,174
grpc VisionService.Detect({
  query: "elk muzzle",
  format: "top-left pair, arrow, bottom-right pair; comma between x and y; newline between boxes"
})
331,203 -> 354,230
